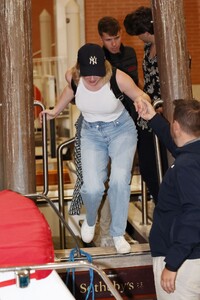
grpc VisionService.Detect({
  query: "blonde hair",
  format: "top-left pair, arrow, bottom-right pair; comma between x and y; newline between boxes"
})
71,60 -> 113,85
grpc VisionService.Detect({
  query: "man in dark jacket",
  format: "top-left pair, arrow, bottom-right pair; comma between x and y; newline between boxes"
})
139,98 -> 200,299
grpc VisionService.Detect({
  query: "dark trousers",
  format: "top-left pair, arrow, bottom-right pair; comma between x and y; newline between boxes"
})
137,126 -> 168,204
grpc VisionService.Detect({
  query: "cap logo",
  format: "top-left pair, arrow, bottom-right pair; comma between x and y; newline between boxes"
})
89,56 -> 97,65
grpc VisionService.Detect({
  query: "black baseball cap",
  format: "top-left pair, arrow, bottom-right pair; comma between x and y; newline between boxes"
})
78,43 -> 106,77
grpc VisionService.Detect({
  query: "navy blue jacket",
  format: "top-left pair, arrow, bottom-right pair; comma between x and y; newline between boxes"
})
149,114 -> 200,271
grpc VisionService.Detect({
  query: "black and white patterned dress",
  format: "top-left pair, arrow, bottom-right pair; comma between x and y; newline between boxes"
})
69,114 -> 83,215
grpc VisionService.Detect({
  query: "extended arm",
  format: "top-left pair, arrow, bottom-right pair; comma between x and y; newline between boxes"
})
115,69 -> 151,111
138,99 -> 177,157
40,70 -> 74,122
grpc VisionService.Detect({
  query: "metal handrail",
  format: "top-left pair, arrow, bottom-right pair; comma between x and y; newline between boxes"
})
152,99 -> 164,184
0,261 -> 123,300
33,103 -> 79,250
140,181 -> 149,225
25,193 -> 81,257
34,100 -> 49,195
57,138 -> 75,249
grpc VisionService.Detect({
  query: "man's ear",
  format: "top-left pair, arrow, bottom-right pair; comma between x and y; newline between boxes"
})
173,120 -> 181,134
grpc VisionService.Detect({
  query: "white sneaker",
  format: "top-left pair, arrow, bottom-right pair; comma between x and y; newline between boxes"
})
131,239 -> 139,244
113,236 -> 131,254
81,219 -> 95,243
100,236 -> 115,247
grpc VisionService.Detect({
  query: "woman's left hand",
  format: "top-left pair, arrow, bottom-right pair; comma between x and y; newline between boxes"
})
134,95 -> 155,120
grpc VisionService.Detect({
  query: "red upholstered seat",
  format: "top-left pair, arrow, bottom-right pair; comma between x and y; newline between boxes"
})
0,190 -> 54,285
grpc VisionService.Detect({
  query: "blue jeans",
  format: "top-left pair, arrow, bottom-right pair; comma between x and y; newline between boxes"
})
80,109 -> 137,237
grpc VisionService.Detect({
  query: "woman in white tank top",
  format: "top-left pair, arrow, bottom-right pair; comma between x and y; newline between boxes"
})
40,43 -> 150,254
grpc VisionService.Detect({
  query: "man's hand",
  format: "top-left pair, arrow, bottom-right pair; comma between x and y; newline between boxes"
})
161,267 -> 177,293
137,98 -> 156,121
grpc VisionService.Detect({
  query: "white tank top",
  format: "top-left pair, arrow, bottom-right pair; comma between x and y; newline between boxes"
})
75,78 -> 124,122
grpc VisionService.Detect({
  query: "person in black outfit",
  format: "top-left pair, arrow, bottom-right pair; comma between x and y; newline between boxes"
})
124,7 -> 168,204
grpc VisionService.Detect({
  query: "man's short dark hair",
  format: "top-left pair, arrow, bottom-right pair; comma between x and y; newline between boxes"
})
124,6 -> 154,36
98,16 -> 121,36
173,99 -> 200,137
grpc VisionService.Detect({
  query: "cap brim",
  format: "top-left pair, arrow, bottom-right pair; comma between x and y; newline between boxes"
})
80,65 -> 106,77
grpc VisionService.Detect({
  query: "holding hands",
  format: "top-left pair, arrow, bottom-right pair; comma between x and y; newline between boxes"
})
136,97 -> 156,121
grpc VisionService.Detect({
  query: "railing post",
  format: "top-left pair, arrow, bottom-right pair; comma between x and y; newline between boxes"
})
34,101 -> 49,195
140,181 -> 149,225
153,99 -> 164,185
57,138 -> 75,249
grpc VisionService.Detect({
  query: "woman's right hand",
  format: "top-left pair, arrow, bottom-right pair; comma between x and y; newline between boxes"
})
39,109 -> 56,124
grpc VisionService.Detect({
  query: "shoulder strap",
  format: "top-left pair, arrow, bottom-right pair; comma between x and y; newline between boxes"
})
70,78 -> 77,105
71,78 -> 77,95
110,67 -> 124,101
